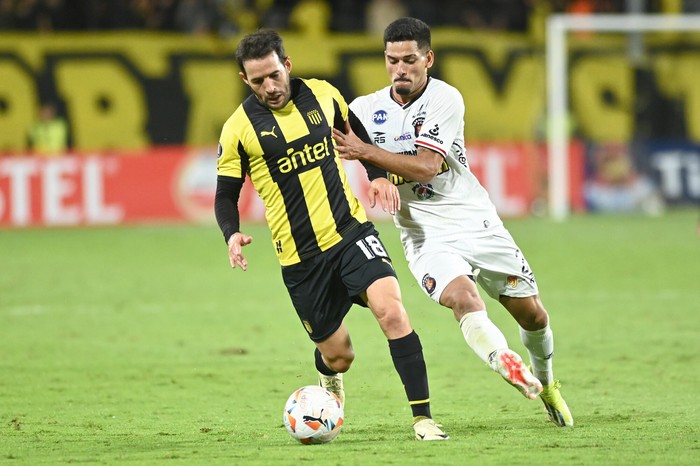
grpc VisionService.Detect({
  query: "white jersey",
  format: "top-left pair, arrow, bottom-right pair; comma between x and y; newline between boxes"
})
350,78 -> 503,249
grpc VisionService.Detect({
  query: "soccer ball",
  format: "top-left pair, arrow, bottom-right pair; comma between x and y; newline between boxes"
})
283,385 -> 344,444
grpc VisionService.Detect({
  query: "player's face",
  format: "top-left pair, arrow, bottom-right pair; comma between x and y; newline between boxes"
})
240,51 -> 292,110
385,41 -> 434,103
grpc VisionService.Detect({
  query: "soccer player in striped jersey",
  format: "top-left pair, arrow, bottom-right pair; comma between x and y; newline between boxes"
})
332,17 -> 573,427
214,29 -> 448,440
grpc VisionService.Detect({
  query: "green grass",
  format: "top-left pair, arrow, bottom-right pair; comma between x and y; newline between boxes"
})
1,210 -> 699,465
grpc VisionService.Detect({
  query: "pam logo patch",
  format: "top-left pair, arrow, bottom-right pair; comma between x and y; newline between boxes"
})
422,274 -> 436,294
372,110 -> 388,124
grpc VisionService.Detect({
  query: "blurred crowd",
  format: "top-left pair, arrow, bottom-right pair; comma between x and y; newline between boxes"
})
2,0 -> 696,37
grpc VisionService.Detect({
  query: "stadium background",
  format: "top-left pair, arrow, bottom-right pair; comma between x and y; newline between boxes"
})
1,0 -> 699,228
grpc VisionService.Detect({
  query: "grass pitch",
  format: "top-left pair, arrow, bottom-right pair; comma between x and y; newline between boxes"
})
1,210 -> 698,465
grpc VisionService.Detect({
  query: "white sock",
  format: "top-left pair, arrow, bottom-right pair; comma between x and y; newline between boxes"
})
459,310 -> 508,364
519,325 -> 554,385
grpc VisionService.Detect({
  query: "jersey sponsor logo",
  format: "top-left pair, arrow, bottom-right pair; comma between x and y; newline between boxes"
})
393,132 -> 412,142
217,143 -> 222,158
419,125 -> 444,145
277,135 -> 333,174
452,142 -> 467,167
261,126 -> 278,138
306,109 -> 322,125
372,110 -> 388,124
373,131 -> 386,144
412,117 -> 424,137
421,273 -> 436,294
412,183 -> 435,200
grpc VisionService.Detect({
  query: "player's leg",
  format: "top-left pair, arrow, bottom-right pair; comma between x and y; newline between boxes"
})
363,276 -> 448,441
342,224 -> 447,440
314,324 -> 353,406
407,244 -> 540,400
441,275 -> 541,400
500,295 -> 573,426
473,229 -> 572,425
281,253 -> 354,407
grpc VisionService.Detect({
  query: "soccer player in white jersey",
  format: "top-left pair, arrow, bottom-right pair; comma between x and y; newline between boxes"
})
332,17 -> 573,427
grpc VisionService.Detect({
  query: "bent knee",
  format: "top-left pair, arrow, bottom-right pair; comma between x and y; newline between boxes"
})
327,352 -> 354,373
440,279 -> 485,317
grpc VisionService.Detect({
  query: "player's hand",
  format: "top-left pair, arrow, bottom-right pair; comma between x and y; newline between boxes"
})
331,120 -> 365,161
368,178 -> 400,214
227,232 -> 253,271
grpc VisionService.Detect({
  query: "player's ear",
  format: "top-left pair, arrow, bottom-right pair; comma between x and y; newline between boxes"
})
425,50 -> 435,69
238,71 -> 249,85
284,56 -> 292,73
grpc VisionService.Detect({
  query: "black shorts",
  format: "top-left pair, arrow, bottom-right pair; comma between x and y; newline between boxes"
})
281,222 -> 397,342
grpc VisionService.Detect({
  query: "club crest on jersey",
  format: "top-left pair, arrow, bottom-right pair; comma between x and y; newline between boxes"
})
506,276 -> 519,288
412,117 -> 424,137
422,274 -> 436,294
373,110 -> 388,124
306,109 -> 322,125
412,183 -> 434,200
302,320 -> 313,334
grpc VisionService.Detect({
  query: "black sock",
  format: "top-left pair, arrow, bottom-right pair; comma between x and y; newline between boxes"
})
388,330 -> 431,419
315,348 -> 336,376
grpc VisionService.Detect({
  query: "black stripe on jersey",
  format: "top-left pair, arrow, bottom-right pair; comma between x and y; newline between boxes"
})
238,139 -> 250,178
295,86 -> 357,240
333,98 -> 345,131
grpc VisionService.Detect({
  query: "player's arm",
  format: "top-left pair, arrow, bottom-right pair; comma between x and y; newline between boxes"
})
347,110 -> 388,182
332,122 -> 443,184
215,175 -> 252,270
338,110 -> 400,213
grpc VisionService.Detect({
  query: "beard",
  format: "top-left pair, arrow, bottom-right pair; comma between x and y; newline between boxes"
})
394,85 -> 411,96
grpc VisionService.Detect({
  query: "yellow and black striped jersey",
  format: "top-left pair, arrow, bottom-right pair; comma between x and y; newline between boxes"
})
217,78 -> 368,266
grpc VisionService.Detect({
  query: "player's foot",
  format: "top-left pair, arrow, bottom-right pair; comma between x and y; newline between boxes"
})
413,417 -> 449,441
540,379 -> 573,427
318,372 -> 345,407
488,349 -> 543,400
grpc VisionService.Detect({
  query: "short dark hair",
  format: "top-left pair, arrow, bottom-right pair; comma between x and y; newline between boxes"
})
235,29 -> 287,74
383,17 -> 431,51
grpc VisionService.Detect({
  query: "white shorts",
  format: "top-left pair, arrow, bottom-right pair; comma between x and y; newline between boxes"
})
404,226 -> 539,304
